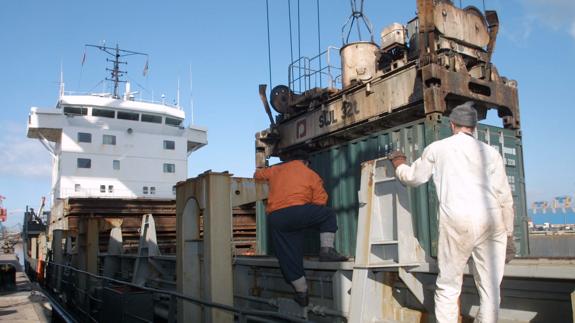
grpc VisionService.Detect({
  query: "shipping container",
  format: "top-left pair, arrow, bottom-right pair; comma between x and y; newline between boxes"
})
257,117 -> 529,258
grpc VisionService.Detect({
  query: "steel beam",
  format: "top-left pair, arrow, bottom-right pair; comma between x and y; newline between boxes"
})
273,65 -> 420,150
406,258 -> 575,280
176,183 -> 202,323
177,172 -> 237,323
51,229 -> 65,291
572,291 -> 575,323
103,226 -> 123,278
421,63 -> 520,129
132,214 -> 161,285
31,237 -> 38,261
230,178 -> 268,207
176,174 -> 269,323
86,218 -> 99,274
37,234 -> 47,283
203,173 -> 234,323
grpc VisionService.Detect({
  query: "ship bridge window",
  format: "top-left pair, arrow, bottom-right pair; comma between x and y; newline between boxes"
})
163,140 -> 175,150
103,134 -> 116,145
163,163 -> 175,173
117,111 -> 139,121
142,114 -> 162,124
77,132 -> 92,143
92,108 -> 115,118
165,117 -> 182,127
77,158 -> 91,169
64,106 -> 88,116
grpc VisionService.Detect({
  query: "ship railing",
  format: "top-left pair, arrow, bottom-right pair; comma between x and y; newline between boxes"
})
59,188 -> 175,200
61,90 -> 181,109
41,261 -> 314,323
288,46 -> 342,95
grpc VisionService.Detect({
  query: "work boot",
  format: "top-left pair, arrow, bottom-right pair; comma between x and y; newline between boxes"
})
319,247 -> 348,262
293,291 -> 309,307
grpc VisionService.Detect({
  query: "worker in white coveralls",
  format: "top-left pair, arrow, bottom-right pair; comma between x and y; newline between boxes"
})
389,101 -> 516,323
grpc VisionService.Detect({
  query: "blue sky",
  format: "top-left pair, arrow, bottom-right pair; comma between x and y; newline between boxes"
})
0,0 -> 574,227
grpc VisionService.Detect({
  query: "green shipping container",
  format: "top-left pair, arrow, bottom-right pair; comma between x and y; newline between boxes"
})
257,117 -> 529,258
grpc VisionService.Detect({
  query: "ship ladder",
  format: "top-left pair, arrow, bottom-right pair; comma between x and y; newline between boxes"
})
348,158 -> 432,322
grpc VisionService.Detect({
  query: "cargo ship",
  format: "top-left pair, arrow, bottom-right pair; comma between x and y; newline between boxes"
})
21,1 -> 575,322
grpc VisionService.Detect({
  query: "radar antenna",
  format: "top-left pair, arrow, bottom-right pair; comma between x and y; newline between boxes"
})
85,44 -> 148,98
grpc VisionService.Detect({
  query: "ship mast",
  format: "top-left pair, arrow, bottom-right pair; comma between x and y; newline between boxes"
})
85,44 -> 148,98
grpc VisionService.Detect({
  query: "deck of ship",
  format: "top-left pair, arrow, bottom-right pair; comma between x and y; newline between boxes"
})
0,254 -> 50,322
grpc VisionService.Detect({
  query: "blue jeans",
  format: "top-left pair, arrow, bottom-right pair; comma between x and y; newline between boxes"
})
268,204 -> 338,282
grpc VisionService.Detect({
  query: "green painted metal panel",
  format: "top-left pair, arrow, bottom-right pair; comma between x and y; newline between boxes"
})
308,119 -> 431,256
256,117 -> 528,258
475,123 -> 529,255
308,117 -> 527,257
255,200 -> 269,255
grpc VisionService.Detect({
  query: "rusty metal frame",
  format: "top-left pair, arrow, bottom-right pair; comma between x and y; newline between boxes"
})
421,63 -> 520,129
256,0 -> 521,160
415,0 -> 520,130
176,173 -> 268,323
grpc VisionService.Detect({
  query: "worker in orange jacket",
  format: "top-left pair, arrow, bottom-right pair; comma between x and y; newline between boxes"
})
254,152 -> 347,307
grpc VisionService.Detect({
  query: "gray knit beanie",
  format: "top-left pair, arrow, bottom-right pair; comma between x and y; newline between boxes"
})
449,101 -> 478,127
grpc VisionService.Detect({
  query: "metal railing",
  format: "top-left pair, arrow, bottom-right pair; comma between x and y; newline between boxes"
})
59,188 -> 175,199
40,261 -> 313,323
61,91 -> 180,109
288,46 -> 341,94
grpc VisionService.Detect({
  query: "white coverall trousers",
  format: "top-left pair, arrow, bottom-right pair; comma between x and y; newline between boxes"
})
395,132 -> 514,323
435,217 -> 507,323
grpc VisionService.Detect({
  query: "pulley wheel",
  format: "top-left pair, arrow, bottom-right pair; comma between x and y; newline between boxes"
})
270,85 -> 292,114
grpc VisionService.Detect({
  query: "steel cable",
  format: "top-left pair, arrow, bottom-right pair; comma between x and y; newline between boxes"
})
317,0 -> 322,87
288,0 -> 294,64
266,0 -> 273,89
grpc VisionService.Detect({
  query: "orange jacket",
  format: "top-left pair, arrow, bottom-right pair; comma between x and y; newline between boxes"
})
254,160 -> 328,213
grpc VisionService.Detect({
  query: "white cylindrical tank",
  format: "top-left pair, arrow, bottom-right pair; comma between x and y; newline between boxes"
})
340,42 -> 379,88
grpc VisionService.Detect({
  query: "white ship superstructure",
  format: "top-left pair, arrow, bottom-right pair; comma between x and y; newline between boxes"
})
27,85 -> 207,201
